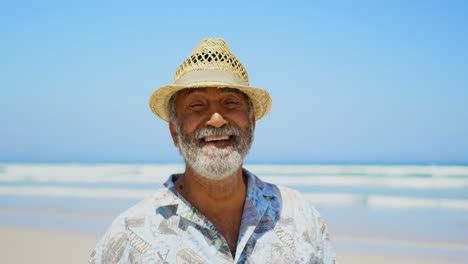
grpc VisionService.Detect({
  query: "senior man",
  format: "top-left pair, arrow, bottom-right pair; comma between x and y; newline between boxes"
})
90,38 -> 335,264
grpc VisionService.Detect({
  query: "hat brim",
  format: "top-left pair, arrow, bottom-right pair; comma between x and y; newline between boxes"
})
149,82 -> 272,122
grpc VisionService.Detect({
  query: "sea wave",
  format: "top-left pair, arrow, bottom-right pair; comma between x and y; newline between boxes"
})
1,164 -> 467,189
263,176 -> 468,189
302,193 -> 468,210
1,186 -> 468,210
247,164 -> 468,177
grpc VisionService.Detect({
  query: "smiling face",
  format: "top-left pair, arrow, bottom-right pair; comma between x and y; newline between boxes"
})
169,87 -> 255,180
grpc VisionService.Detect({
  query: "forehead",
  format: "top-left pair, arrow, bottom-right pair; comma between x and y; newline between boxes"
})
179,87 -> 248,98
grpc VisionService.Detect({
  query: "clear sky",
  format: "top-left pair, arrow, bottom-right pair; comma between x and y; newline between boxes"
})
2,0 -> 467,164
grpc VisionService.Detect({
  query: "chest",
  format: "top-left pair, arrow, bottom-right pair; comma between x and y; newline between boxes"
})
132,217 -> 320,264
204,209 -> 243,255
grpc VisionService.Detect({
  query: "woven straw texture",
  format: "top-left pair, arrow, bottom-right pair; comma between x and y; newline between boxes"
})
174,38 -> 249,84
149,38 -> 272,122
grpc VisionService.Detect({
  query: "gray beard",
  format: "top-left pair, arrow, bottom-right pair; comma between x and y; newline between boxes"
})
177,122 -> 254,181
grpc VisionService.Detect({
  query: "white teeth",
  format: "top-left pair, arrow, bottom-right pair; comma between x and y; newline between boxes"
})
203,135 -> 230,142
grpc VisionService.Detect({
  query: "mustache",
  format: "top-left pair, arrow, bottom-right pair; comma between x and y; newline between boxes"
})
194,125 -> 240,140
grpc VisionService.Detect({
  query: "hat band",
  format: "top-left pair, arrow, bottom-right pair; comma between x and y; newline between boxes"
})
173,69 -> 248,86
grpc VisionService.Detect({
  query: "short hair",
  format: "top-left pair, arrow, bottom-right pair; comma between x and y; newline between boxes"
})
167,88 -> 254,125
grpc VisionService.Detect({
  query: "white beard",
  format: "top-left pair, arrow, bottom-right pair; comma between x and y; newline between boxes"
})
176,123 -> 253,181
178,143 -> 243,180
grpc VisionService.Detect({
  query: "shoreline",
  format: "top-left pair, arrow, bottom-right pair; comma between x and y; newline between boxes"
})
1,226 -> 465,264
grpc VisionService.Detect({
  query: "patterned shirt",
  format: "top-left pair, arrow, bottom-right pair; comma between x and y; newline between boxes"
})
90,169 -> 336,264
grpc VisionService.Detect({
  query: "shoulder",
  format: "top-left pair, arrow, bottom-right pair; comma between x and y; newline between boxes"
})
255,178 -> 336,262
256,176 -> 327,236
275,184 -> 336,262
245,168 -> 321,219
276,185 -> 322,219
114,189 -> 164,225
251,170 -> 322,224
89,188 -> 168,264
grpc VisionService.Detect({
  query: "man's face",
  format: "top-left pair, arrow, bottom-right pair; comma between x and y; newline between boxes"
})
169,87 -> 255,180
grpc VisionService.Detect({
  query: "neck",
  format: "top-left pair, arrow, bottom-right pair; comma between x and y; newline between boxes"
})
176,165 -> 247,202
175,164 -> 247,258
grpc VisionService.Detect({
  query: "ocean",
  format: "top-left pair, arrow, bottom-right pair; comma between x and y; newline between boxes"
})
1,163 -> 467,261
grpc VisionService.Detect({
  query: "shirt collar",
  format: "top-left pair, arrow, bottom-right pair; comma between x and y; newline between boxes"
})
153,168 -> 279,228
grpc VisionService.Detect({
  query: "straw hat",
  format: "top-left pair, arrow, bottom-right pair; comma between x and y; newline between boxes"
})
149,38 -> 272,122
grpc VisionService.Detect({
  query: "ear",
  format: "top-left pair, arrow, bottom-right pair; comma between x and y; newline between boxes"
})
169,122 -> 179,147
251,114 -> 256,130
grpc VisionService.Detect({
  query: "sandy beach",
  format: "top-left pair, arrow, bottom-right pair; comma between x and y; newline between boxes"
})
0,227 -> 464,264
1,227 -> 99,264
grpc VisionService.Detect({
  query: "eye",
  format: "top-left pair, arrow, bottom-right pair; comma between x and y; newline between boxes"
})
224,99 -> 241,108
191,103 -> 203,108
187,102 -> 206,111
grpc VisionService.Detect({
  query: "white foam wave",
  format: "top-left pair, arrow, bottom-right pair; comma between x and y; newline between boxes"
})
1,186 -> 468,210
0,164 -> 183,183
303,193 -> 468,210
263,176 -> 468,189
1,164 -> 467,189
246,164 -> 468,177
0,186 -> 152,199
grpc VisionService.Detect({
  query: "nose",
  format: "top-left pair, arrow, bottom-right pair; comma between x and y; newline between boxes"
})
206,112 -> 228,128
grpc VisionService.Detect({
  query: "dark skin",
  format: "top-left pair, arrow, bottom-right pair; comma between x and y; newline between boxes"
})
169,87 -> 256,258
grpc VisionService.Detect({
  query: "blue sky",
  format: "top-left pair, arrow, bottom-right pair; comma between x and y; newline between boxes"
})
1,0 -> 467,164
